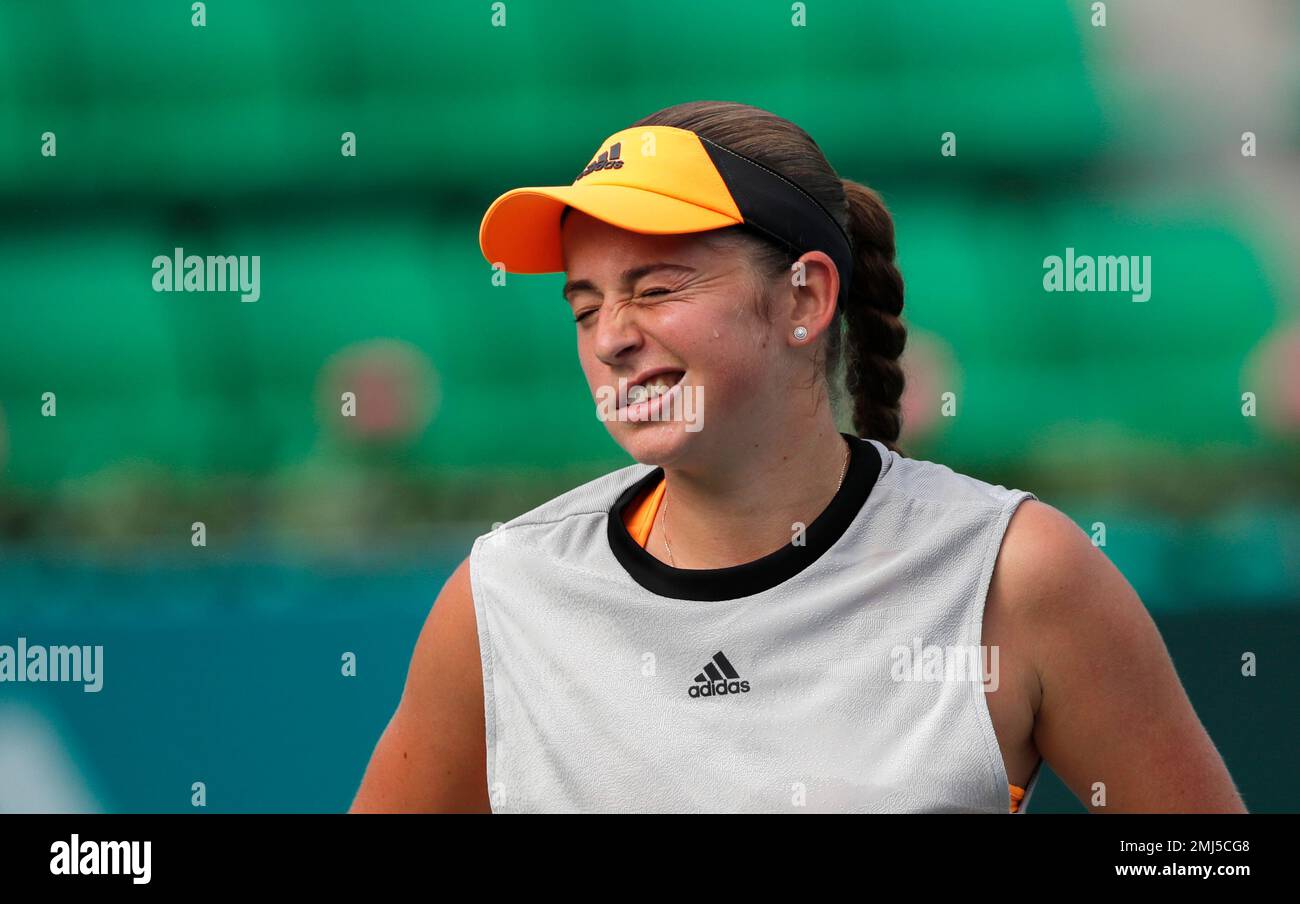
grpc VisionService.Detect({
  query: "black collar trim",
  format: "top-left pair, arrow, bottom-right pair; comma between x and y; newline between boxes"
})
606,434 -> 882,601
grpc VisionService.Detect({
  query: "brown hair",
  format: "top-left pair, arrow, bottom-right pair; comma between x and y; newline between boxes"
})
567,101 -> 908,454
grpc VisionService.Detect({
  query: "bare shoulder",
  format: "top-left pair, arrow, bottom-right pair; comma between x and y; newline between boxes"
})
988,499 -> 1246,812
349,555 -> 491,813
990,499 -> 1096,615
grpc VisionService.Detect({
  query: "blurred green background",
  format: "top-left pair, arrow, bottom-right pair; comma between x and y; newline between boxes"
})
0,1 -> 1296,812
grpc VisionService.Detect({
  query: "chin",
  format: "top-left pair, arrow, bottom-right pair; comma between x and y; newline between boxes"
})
611,420 -> 695,467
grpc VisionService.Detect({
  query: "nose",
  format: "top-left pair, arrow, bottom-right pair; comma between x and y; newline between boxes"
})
592,299 -> 643,366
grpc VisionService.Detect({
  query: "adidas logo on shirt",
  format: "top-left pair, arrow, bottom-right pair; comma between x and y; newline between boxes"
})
687,650 -> 750,698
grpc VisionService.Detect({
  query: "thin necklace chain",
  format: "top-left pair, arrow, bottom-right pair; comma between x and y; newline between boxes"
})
661,437 -> 850,568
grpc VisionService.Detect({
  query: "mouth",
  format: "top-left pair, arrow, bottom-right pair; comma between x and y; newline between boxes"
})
621,369 -> 686,405
618,366 -> 691,421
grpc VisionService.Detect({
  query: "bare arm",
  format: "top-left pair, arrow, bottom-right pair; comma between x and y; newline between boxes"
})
996,500 -> 1246,813
349,556 -> 491,812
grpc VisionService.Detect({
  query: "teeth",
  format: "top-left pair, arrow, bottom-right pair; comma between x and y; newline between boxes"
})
627,373 -> 681,403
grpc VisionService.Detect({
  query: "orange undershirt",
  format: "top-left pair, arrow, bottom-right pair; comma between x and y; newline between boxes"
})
622,475 -> 1027,814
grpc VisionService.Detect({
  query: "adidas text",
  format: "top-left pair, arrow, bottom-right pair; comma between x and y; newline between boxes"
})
688,679 -> 750,698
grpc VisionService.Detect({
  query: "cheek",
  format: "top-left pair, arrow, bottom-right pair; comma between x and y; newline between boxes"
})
575,335 -> 604,387
681,311 -> 775,399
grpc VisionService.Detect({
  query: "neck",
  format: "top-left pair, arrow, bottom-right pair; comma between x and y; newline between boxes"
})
651,418 -> 850,570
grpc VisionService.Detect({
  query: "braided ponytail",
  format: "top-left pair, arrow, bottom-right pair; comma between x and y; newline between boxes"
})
839,181 -> 907,454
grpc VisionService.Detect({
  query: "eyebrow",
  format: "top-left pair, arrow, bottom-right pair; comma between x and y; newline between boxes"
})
561,262 -> 696,304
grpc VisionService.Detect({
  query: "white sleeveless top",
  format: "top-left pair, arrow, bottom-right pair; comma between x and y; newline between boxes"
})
468,435 -> 1043,813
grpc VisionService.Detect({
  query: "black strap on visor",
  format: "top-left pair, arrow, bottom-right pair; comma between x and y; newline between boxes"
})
696,134 -> 854,301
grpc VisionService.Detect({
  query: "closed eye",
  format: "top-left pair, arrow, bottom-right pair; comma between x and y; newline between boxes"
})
573,288 -> 673,323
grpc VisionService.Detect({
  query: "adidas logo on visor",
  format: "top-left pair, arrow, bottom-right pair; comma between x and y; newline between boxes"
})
687,650 -> 751,698
574,141 -> 624,181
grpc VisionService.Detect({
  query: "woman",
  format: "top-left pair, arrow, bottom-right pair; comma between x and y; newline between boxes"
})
350,101 -> 1245,813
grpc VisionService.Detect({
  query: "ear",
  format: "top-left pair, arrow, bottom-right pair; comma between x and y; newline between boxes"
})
785,250 -> 841,346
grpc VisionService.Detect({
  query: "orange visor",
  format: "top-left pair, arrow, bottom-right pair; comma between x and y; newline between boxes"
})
478,124 -> 852,297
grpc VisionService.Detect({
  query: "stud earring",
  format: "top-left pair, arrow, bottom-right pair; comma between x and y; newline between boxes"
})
793,326 -> 808,341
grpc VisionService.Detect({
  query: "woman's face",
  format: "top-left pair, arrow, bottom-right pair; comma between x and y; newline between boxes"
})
560,208 -> 793,467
